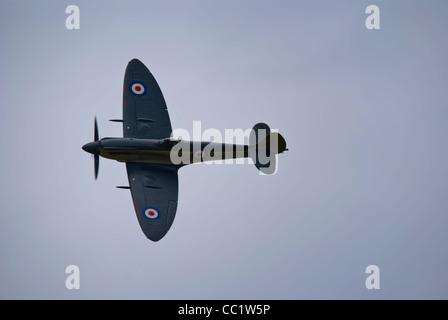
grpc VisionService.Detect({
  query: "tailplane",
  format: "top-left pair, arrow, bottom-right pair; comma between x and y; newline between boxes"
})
249,123 -> 287,175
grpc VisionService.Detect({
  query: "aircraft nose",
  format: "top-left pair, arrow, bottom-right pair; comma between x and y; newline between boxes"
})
82,141 -> 99,155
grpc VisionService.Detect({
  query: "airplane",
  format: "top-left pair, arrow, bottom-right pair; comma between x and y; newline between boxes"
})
82,59 -> 288,241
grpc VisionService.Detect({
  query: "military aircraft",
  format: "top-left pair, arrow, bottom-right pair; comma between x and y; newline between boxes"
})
82,59 -> 287,241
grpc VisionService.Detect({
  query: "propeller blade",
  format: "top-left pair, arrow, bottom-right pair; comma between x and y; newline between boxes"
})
94,116 -> 99,142
94,116 -> 99,180
94,154 -> 99,180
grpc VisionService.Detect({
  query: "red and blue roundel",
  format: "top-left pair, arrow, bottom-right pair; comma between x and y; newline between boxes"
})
129,81 -> 147,96
143,207 -> 160,220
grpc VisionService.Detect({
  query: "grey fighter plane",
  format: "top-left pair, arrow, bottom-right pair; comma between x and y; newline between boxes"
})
82,59 -> 288,241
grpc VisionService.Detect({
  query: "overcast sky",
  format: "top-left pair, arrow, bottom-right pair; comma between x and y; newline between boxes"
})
1,0 -> 447,299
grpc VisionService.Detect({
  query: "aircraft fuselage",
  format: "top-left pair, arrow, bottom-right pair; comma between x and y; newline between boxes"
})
83,137 -> 250,165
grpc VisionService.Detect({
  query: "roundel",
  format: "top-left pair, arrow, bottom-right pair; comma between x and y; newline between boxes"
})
129,81 -> 147,96
143,207 -> 160,220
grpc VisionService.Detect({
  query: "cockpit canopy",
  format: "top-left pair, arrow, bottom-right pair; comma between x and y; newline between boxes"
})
156,138 -> 181,148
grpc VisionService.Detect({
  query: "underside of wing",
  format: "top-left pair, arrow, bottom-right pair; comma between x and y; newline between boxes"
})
126,162 -> 179,241
123,59 -> 172,139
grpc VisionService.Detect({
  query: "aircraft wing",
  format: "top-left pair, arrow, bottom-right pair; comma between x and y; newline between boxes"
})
126,162 -> 179,241
123,59 -> 172,139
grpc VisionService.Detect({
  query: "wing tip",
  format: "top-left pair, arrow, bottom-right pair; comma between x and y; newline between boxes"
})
127,58 -> 150,73
143,226 -> 170,242
146,233 -> 166,242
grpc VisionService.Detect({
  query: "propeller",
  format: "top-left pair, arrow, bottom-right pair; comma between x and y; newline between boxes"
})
94,117 -> 100,180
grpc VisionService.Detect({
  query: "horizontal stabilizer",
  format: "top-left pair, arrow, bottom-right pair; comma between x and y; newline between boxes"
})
116,186 -> 131,189
249,123 -> 287,175
110,119 -> 124,122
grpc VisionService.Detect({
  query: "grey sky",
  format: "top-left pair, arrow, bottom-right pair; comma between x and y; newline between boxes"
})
1,0 -> 447,299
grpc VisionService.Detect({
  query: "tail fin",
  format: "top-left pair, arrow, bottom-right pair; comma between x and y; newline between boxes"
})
249,123 -> 287,175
